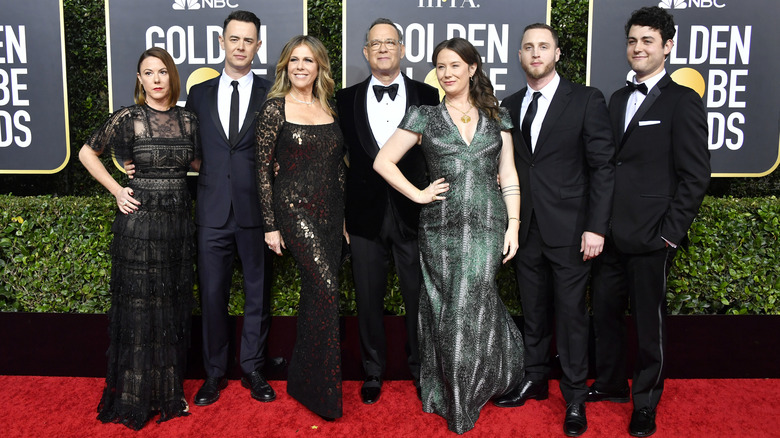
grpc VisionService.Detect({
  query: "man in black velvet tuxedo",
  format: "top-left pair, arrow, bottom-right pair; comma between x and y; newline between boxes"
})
587,7 -> 710,437
335,18 -> 439,405
186,10 -> 275,407
493,24 -> 615,437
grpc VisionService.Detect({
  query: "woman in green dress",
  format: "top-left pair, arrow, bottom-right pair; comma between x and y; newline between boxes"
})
373,37 -> 525,434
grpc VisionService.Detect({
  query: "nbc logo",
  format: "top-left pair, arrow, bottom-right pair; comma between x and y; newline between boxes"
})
659,0 -> 725,8
172,0 -> 239,10
173,0 -> 200,9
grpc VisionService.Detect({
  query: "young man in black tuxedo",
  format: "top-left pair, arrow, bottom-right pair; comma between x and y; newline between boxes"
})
335,18 -> 439,405
493,23 -> 615,437
588,7 -> 711,437
186,10 -> 275,407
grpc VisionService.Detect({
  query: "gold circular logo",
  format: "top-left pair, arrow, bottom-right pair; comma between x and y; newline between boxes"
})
670,67 -> 705,98
186,67 -> 221,94
424,68 -> 445,101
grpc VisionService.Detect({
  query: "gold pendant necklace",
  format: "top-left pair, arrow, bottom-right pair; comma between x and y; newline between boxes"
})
446,100 -> 473,123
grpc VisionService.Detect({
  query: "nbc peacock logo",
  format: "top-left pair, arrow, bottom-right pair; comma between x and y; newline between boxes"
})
659,0 -> 687,8
172,0 -> 239,11
173,0 -> 200,10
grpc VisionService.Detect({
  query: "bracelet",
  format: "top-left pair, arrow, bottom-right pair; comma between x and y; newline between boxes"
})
508,217 -> 519,222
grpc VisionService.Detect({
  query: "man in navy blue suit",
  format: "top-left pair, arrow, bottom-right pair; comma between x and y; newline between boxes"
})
185,10 -> 275,407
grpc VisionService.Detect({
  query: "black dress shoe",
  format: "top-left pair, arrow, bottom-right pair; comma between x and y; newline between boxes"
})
361,376 -> 382,404
193,376 -> 228,406
586,386 -> 630,403
493,379 -> 548,407
629,407 -> 656,437
241,370 -> 276,402
564,403 -> 588,437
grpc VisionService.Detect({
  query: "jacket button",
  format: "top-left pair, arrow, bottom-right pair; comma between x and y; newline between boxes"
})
617,161 -> 622,166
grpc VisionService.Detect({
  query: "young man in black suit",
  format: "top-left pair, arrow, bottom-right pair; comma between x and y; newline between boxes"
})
493,23 -> 615,437
587,7 -> 711,437
186,10 -> 275,407
335,18 -> 439,405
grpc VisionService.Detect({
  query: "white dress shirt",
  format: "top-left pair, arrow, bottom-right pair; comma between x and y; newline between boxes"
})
218,70 -> 254,139
520,72 -> 560,152
367,74 -> 406,148
623,69 -> 665,132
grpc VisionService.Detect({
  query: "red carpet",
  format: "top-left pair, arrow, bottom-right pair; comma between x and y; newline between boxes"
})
1,377 -> 779,437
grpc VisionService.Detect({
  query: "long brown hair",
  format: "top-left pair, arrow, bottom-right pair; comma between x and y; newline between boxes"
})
432,37 -> 500,121
134,47 -> 180,108
268,35 -> 336,117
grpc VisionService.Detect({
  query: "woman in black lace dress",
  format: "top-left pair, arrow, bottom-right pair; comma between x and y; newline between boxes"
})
255,35 -> 346,420
79,48 -> 200,430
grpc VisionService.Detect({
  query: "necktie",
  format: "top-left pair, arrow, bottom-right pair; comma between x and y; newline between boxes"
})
521,91 -> 542,153
373,84 -> 399,101
626,81 -> 648,95
229,80 -> 239,143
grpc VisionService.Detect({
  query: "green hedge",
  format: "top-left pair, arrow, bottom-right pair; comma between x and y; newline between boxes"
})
2,194 -> 777,315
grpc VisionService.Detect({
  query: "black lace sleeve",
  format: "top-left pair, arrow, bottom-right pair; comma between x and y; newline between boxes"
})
331,101 -> 347,197
181,108 -> 202,160
85,106 -> 135,162
255,98 -> 286,232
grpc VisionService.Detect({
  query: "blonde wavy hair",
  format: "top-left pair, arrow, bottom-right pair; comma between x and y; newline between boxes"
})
268,35 -> 335,117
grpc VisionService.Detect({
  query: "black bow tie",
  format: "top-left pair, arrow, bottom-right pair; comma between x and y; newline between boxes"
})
626,81 -> 648,95
373,84 -> 399,101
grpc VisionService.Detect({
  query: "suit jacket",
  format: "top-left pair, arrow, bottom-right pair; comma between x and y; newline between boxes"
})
608,74 -> 710,254
186,74 -> 272,228
336,74 -> 439,240
502,77 -> 615,248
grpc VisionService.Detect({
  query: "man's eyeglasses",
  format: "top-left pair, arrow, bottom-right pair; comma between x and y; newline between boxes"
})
366,39 -> 400,51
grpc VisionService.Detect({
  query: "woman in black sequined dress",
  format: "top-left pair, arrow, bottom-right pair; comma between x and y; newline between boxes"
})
79,48 -> 200,430
255,35 -> 346,420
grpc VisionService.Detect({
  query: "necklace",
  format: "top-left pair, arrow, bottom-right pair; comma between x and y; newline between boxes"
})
289,89 -> 313,105
446,100 -> 473,123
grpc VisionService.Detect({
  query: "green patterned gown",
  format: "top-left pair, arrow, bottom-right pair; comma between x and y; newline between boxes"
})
399,103 -> 525,434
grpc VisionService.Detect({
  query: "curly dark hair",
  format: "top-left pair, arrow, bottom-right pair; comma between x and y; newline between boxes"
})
432,37 -> 500,121
625,6 -> 676,42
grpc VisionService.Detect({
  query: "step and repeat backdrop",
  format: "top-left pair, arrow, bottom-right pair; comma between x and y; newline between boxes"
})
588,0 -> 779,176
106,0 -> 306,111
0,0 -> 69,174
1,0 -> 778,176
342,0 -> 548,101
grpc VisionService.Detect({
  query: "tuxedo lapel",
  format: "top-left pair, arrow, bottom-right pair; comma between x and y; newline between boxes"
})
354,77 -> 381,158
206,80 -> 229,146
623,88 -> 660,144
404,74 -> 432,107
535,80 -> 572,155
621,74 -> 669,147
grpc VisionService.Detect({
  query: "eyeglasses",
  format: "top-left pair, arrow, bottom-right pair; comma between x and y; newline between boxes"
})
366,39 -> 400,51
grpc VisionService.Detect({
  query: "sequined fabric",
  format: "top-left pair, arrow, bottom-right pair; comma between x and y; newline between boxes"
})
256,98 -> 345,419
86,104 -> 200,430
399,103 -> 525,434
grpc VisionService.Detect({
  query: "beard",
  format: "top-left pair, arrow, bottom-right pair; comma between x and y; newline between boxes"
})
523,61 -> 555,80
